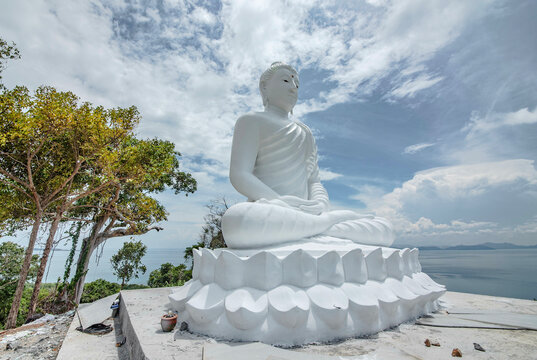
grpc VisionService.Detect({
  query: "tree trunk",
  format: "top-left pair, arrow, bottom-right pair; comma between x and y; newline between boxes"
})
73,215 -> 107,305
5,211 -> 42,329
73,238 -> 96,305
27,210 -> 63,318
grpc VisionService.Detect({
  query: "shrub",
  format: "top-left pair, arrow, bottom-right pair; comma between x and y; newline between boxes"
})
148,263 -> 188,288
122,283 -> 149,290
0,241 -> 39,328
80,279 -> 120,303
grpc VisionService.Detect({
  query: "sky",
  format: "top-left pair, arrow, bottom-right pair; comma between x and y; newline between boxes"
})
1,0 -> 536,250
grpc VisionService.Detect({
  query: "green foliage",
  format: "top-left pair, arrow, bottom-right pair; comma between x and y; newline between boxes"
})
80,279 -> 120,303
0,42 -> 197,323
110,240 -> 147,287
0,242 -> 39,328
148,262 -> 188,288
79,279 -> 149,304
63,222 -> 83,285
183,198 -> 230,269
122,283 -> 149,290
199,198 -> 229,249
183,240 -> 206,268
0,38 -> 20,89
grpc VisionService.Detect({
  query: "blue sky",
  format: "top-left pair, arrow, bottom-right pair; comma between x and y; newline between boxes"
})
1,0 -> 536,249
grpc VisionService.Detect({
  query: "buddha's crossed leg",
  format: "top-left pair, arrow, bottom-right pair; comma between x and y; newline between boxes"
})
222,201 -> 394,249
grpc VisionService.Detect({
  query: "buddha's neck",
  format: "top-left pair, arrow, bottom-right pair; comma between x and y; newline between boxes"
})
265,104 -> 290,120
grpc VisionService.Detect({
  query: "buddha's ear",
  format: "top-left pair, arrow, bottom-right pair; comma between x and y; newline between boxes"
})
260,82 -> 268,107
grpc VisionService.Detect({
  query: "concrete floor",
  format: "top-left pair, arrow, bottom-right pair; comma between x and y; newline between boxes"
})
57,288 -> 537,359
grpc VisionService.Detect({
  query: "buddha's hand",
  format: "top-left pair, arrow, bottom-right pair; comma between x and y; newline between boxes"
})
278,195 -> 326,215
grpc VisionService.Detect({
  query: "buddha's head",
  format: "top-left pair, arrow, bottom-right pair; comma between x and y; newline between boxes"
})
259,62 -> 299,113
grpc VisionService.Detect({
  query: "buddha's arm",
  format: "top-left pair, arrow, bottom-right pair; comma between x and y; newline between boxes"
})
302,168 -> 330,214
229,115 -> 280,201
309,181 -> 329,208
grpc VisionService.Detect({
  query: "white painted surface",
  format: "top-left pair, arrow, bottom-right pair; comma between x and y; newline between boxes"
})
222,62 -> 393,249
169,241 -> 446,345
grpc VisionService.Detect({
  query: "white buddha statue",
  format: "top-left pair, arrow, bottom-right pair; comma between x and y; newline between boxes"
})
222,62 -> 394,249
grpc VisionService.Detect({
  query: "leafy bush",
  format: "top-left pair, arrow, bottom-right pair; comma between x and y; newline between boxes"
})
122,283 -> 149,290
148,263 -> 189,288
0,241 -> 39,328
80,279 -> 120,303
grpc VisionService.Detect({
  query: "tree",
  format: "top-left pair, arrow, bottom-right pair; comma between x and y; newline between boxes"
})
1,85 -> 141,327
111,240 -> 147,288
148,263 -> 188,288
199,198 -> 229,249
68,137 -> 196,304
0,242 -> 38,328
0,38 -> 20,89
0,41 -> 196,324
184,198 -> 229,268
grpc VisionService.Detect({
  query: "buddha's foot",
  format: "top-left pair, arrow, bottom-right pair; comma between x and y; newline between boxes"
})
323,216 -> 394,247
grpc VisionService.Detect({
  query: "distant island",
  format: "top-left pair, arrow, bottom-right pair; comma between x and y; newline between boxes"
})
396,242 -> 537,251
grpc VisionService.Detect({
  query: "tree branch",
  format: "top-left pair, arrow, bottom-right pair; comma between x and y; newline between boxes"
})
44,160 -> 82,204
0,151 -> 26,168
95,225 -> 163,247
0,176 -> 32,200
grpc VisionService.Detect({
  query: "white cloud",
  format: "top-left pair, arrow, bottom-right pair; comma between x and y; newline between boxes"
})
390,75 -> 443,99
191,7 -> 217,26
0,0 -> 501,174
319,169 -> 343,181
1,0 -> 514,248
403,142 -> 435,154
463,107 -> 537,138
355,159 -> 537,244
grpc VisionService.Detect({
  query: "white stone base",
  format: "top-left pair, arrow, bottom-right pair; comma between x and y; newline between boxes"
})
168,236 -> 445,346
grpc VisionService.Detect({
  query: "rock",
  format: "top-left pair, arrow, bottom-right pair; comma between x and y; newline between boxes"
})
25,313 -> 45,324
28,313 -> 55,325
473,343 -> 485,352
179,321 -> 189,331
452,348 -> 462,357
424,338 -> 431,347
432,341 -> 440,347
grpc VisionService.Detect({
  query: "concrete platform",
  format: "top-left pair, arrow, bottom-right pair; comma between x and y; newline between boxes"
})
59,288 -> 537,359
57,293 -> 128,360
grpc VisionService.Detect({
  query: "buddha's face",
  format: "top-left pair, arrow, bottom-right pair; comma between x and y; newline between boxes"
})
264,68 -> 299,113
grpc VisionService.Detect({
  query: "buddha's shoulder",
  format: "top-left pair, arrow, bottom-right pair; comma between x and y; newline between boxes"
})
235,112 -> 271,126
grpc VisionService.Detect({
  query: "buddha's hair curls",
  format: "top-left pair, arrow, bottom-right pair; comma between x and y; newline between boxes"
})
259,61 -> 298,107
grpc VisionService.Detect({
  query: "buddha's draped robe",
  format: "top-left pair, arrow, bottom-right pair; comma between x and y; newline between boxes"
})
222,120 -> 394,249
253,121 -> 316,200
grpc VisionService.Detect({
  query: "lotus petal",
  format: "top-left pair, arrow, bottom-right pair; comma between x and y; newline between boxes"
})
364,248 -> 387,281
186,283 -> 226,324
385,251 -> 403,280
342,248 -> 367,284
307,284 -> 348,329
282,249 -> 317,287
268,285 -> 309,328
245,251 -> 282,290
317,251 -> 344,286
225,288 -> 268,330
168,279 -> 203,311
199,248 -> 217,284
214,250 -> 245,290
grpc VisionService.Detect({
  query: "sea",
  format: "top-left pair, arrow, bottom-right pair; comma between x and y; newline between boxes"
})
37,247 -> 537,301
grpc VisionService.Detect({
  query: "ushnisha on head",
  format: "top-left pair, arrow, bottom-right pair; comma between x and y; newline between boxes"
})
259,61 -> 299,114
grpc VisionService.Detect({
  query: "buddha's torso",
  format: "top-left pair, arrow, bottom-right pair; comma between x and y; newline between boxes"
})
252,112 -> 316,200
